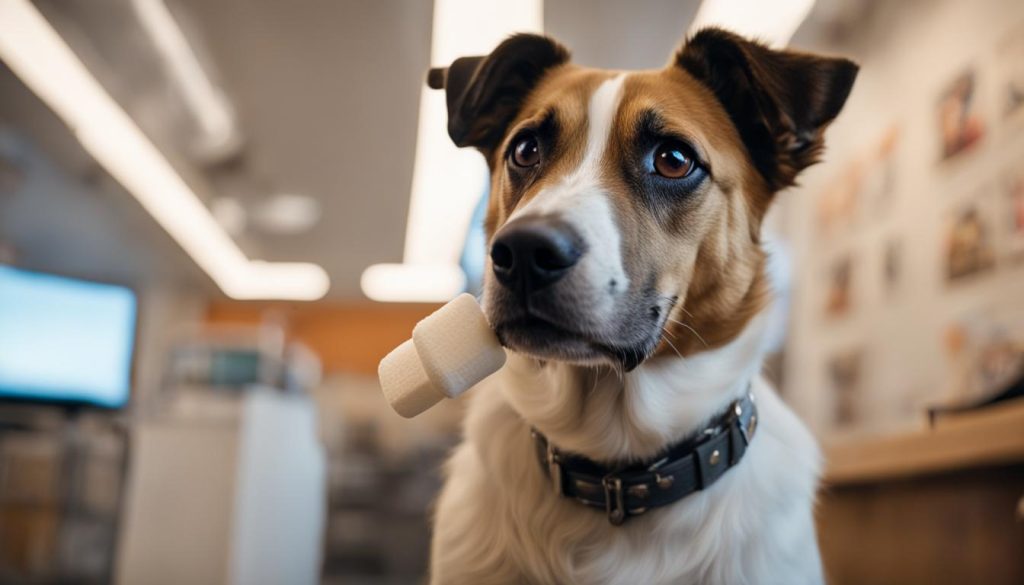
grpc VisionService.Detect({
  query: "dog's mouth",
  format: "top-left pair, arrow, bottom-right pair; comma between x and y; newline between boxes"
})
493,314 -> 656,371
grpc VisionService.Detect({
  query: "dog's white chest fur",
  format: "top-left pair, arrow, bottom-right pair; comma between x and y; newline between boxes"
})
430,315 -> 825,585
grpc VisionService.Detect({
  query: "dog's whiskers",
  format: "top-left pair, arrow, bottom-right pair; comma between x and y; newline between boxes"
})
660,329 -> 684,359
666,316 -> 709,348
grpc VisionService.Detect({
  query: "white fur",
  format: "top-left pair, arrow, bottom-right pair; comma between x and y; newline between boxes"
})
509,75 -> 630,323
431,312 -> 825,584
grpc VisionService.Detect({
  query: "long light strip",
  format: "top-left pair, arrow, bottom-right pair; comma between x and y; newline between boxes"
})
689,0 -> 816,47
0,0 -> 329,300
132,0 -> 238,156
361,263 -> 468,303
360,0 -> 543,303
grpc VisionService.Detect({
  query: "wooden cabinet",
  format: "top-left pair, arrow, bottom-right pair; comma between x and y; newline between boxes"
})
818,400 -> 1024,585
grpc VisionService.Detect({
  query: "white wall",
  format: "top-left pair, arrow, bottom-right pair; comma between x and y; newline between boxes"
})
781,0 -> 1024,436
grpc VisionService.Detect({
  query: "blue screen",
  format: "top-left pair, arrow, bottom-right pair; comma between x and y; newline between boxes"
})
0,266 -> 136,408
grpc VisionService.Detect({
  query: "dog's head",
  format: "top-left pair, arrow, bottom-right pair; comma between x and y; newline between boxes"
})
430,29 -> 857,371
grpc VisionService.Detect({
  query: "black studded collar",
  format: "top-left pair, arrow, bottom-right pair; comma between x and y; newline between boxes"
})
531,388 -> 758,525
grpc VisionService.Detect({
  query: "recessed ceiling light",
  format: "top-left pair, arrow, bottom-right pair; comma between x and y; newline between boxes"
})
210,196 -> 247,236
251,193 -> 321,235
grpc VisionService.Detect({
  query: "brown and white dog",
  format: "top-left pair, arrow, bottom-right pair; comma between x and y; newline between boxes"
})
427,28 -> 857,585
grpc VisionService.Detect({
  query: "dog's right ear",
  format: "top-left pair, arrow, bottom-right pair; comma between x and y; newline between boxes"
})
427,34 -> 570,160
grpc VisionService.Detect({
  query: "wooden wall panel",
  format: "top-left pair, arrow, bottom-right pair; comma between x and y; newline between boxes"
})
205,301 -> 441,375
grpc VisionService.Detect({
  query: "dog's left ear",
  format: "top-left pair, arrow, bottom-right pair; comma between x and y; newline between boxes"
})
428,34 -> 570,162
676,27 -> 858,191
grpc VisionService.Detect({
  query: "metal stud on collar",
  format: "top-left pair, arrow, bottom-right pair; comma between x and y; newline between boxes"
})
627,484 -> 650,499
656,473 -> 674,490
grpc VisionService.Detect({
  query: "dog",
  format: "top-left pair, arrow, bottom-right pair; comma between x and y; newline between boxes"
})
426,28 -> 858,585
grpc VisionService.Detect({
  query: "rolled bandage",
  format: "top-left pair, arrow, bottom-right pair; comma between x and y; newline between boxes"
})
379,293 -> 506,418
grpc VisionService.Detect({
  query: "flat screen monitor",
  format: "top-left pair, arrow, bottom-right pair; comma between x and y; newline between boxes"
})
0,265 -> 136,408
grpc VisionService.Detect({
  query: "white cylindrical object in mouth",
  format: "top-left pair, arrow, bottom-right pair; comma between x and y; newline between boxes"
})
378,293 -> 506,418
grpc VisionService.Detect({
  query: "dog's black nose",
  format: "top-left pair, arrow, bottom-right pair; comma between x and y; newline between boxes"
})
490,217 -> 583,293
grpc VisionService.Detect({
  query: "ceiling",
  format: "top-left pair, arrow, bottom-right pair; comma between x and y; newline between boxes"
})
178,0 -> 703,299
5,0 -> 819,301
176,0 -> 433,299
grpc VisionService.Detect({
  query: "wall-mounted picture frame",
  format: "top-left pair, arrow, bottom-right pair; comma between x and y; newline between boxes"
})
883,237 -> 902,294
860,126 -> 901,219
824,252 -> 855,319
816,167 -> 862,241
944,191 -> 996,283
827,348 -> 865,427
815,125 -> 901,242
936,68 -> 985,161
944,313 -> 1024,404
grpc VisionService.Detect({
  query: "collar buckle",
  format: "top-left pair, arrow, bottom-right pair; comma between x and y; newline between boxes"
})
602,476 -> 626,525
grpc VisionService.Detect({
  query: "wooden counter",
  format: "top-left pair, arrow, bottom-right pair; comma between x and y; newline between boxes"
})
824,398 -> 1024,485
816,399 -> 1024,585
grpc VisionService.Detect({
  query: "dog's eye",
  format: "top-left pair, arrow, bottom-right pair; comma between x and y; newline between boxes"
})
653,142 -> 696,179
511,134 -> 541,168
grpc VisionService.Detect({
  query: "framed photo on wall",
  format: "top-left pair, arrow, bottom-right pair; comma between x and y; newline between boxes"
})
824,252 -> 855,319
936,68 -> 985,161
883,237 -> 902,294
944,190 -> 997,283
827,348 -> 865,428
816,168 -> 862,241
860,126 -> 901,219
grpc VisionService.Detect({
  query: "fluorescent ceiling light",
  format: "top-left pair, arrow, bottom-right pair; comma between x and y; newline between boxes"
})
362,0 -> 543,302
361,263 -> 467,303
132,0 -> 239,159
689,0 -> 816,47
251,193 -> 322,235
0,0 -> 329,301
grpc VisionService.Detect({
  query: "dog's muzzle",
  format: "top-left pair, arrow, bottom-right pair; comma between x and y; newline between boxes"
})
490,216 -> 584,300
